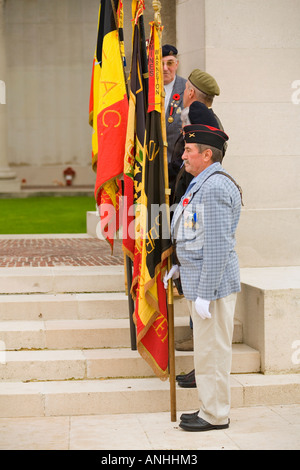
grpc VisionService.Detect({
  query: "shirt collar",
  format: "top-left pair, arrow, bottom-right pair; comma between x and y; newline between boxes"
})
164,77 -> 176,91
190,162 -> 220,185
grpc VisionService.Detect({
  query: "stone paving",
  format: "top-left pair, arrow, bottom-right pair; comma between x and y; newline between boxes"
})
0,234 -> 299,450
1,405 -> 300,450
0,237 -> 124,267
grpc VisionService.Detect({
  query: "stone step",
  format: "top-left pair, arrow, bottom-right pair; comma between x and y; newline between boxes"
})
0,317 -> 243,350
0,293 -> 130,321
237,266 -> 300,374
0,343 -> 259,383
0,374 -> 299,418
0,292 -> 190,321
0,266 -> 125,294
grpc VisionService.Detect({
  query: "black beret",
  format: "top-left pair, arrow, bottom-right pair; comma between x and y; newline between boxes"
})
183,124 -> 229,150
162,44 -> 178,57
188,102 -> 220,128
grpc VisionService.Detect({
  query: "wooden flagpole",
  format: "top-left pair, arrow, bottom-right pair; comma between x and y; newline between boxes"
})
153,0 -> 177,423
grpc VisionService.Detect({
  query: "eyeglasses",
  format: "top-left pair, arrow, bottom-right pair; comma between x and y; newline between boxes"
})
162,60 -> 177,67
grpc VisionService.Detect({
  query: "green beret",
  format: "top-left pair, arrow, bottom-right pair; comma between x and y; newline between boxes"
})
188,69 -> 220,96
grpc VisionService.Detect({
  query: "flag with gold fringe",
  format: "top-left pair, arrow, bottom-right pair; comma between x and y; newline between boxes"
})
89,0 -> 128,251
133,20 -> 172,380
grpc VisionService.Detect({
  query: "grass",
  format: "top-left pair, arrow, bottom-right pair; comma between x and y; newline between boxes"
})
0,196 -> 96,234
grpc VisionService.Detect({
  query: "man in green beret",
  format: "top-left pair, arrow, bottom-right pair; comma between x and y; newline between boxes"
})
170,69 -> 224,207
182,69 -> 222,129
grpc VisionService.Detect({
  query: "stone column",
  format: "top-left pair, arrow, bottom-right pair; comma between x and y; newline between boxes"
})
0,0 -> 20,192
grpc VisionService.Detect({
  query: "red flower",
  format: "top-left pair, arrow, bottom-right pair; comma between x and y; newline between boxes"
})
173,93 -> 180,101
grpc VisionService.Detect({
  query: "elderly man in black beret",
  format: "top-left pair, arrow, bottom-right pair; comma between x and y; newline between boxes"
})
170,69 -> 226,363
162,44 -> 187,163
167,124 -> 242,432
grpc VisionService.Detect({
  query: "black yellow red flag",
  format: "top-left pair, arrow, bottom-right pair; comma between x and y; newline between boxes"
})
133,20 -> 172,380
89,0 -> 128,251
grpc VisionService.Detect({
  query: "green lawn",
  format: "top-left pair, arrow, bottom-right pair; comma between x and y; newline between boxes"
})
0,196 -> 96,234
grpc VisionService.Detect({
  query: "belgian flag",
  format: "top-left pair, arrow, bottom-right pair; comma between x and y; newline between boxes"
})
89,0 -> 128,251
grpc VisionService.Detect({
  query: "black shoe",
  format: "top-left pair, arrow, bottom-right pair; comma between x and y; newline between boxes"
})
180,410 -> 199,422
177,379 -> 196,388
176,369 -> 195,382
179,416 -> 230,432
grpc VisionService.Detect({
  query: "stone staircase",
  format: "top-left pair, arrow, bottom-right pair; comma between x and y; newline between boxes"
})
0,265 -> 298,418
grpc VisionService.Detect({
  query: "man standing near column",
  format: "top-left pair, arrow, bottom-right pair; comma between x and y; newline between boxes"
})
169,124 -> 242,431
162,44 -> 186,163
171,69 -> 225,357
182,69 -> 223,129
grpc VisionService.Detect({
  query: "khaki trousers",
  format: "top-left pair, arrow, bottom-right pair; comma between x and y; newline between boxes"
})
188,293 -> 237,425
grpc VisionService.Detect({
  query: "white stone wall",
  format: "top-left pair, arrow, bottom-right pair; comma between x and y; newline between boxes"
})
4,0 -> 175,182
5,0 -> 98,169
177,0 -> 300,266
205,0 -> 300,207
176,0 -> 205,72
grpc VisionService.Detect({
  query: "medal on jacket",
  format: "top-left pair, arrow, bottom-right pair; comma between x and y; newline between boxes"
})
192,212 -> 199,230
184,211 -> 199,230
168,93 -> 180,123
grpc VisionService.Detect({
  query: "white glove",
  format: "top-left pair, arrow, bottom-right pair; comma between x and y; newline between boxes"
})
163,264 -> 179,289
195,297 -> 211,320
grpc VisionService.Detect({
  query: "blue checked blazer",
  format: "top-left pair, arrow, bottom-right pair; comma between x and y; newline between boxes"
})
171,162 -> 241,301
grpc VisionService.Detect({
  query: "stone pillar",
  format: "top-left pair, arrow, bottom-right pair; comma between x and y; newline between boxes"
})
0,0 -> 20,192
176,0 -> 300,375
176,0 -> 300,268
